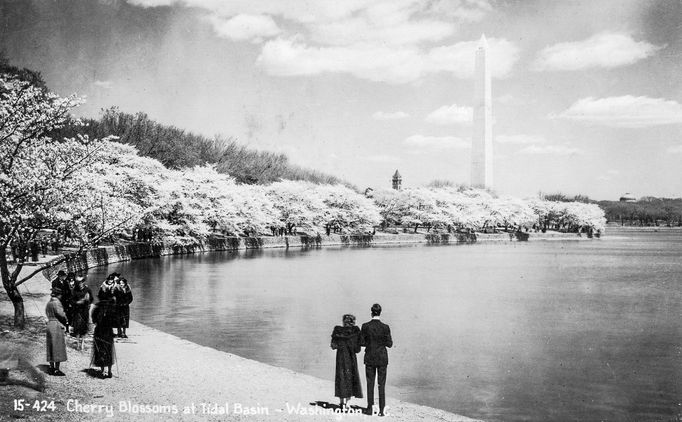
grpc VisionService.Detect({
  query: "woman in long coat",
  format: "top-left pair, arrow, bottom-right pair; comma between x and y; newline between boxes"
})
71,275 -> 93,350
45,288 -> 67,376
331,314 -> 363,410
114,278 -> 133,338
91,299 -> 116,378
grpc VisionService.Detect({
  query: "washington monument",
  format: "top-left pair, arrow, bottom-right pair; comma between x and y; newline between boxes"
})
471,34 -> 493,189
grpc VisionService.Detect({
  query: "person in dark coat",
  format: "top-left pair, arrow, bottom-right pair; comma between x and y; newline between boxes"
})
97,274 -> 117,301
45,288 -> 67,376
64,272 -> 76,331
331,314 -> 363,410
51,270 -> 72,334
360,303 -> 393,416
114,278 -> 133,338
71,275 -> 93,350
91,299 -> 116,378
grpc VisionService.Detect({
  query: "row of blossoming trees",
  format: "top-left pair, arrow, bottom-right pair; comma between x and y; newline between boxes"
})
0,73 -> 605,327
123,166 -> 606,240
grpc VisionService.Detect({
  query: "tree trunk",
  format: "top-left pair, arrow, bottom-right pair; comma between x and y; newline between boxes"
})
10,287 -> 25,329
0,253 -> 26,329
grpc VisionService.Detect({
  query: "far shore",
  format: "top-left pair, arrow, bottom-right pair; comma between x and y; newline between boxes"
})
0,268 -> 481,422
606,225 -> 682,231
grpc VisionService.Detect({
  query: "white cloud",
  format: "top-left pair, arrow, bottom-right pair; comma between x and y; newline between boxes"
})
532,32 -> 664,71
372,111 -> 410,120
362,154 -> 402,163
128,0 -> 493,26
257,36 -> 519,84
423,0 -> 492,22
310,18 -> 453,47
93,80 -> 113,89
668,145 -> 682,154
129,0 -> 505,83
256,38 -> 426,84
516,144 -> 582,156
128,0 -> 377,24
425,104 -> 472,125
495,134 -> 546,144
555,96 -> 682,128
404,134 -> 470,149
127,0 -> 174,6
208,14 -> 280,42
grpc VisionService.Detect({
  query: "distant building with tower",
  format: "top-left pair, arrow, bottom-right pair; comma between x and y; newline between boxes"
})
619,193 -> 636,202
392,170 -> 402,190
471,34 -> 493,190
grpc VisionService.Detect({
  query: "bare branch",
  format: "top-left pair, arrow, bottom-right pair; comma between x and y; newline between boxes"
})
15,254 -> 68,287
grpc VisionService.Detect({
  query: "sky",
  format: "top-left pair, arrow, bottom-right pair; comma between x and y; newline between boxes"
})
1,0 -> 681,200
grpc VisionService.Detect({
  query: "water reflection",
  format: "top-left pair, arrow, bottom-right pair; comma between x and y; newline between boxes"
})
86,230 -> 682,421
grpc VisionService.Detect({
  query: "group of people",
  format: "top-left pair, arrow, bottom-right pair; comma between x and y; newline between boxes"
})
45,271 -> 134,379
331,303 -> 393,417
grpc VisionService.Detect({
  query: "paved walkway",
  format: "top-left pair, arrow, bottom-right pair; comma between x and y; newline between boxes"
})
1,272 -> 481,422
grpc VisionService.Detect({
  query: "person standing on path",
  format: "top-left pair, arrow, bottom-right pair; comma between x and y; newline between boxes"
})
115,277 -> 133,338
51,270 -> 71,333
71,275 -> 93,350
360,303 -> 393,416
45,288 -> 68,376
331,314 -> 363,411
91,299 -> 116,378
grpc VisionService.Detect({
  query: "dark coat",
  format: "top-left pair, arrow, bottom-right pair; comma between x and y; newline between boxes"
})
114,286 -> 133,329
360,319 -> 393,367
91,301 -> 116,367
71,286 -> 93,336
45,297 -> 67,362
331,325 -> 363,399
51,277 -> 72,317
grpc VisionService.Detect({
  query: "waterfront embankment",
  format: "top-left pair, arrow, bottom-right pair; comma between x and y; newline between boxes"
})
42,230 -> 588,279
0,269 -> 481,422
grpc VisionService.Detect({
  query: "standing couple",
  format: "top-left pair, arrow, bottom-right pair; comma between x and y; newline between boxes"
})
331,303 -> 392,416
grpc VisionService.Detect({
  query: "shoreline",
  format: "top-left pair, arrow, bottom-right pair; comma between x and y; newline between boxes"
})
39,230 -> 590,280
1,271 -> 481,421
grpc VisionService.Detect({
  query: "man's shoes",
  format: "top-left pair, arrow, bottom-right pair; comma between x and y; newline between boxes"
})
53,369 -> 65,376
363,408 -> 373,415
378,411 -> 385,417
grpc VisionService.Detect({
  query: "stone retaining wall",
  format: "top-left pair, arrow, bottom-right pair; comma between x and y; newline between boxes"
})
42,230 -> 584,280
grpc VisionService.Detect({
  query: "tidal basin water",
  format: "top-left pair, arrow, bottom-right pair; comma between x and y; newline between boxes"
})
87,229 -> 682,421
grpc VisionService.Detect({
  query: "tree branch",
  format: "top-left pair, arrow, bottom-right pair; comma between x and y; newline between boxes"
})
15,255 -> 68,287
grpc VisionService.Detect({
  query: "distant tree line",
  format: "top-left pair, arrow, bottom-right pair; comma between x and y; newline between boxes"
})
538,191 -> 682,227
597,198 -> 682,227
51,107 -> 346,186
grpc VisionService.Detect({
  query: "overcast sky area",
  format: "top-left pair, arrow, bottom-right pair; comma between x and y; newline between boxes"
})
1,0 -> 680,200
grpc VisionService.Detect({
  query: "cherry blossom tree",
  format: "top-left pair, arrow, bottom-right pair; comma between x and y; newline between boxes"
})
316,184 -> 381,234
0,75 -> 155,327
266,181 -> 328,235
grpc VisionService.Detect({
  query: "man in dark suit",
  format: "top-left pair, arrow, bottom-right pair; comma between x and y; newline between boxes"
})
360,303 -> 393,416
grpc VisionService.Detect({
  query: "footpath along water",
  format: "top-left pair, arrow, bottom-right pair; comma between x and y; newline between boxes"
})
87,229 -> 682,422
